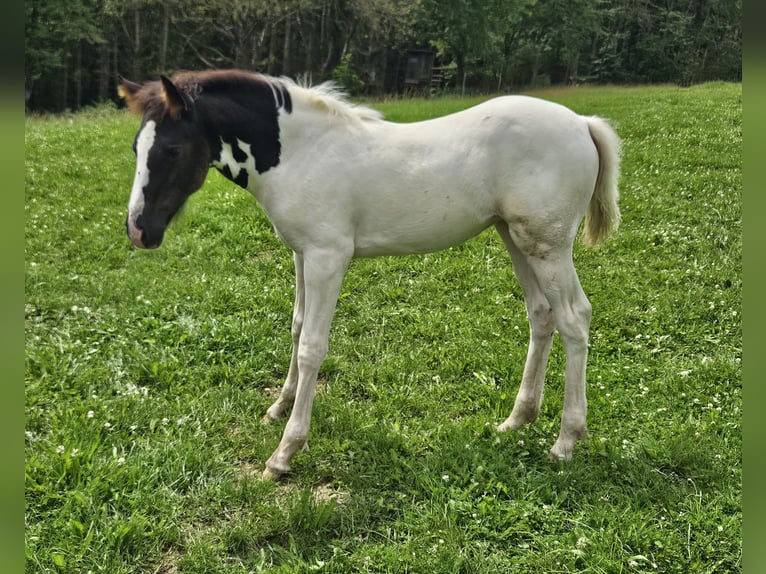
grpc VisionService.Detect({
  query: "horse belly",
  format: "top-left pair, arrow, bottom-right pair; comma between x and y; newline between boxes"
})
349,129 -> 503,257
351,191 -> 498,257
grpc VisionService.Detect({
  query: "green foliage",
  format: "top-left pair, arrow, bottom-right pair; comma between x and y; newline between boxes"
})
24,0 -> 741,112
25,0 -> 106,108
415,0 -> 525,81
332,53 -> 365,96
26,84 -> 741,572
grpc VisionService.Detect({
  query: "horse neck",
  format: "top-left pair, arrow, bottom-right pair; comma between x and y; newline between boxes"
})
199,80 -> 375,190
199,91 -> 285,184
277,105 -> 340,154
274,87 -> 382,167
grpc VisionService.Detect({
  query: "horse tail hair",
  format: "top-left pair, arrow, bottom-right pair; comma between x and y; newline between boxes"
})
583,116 -> 622,246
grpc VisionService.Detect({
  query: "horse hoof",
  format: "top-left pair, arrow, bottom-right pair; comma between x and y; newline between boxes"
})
548,450 -> 568,461
496,413 -> 534,433
496,421 -> 517,433
548,443 -> 573,461
262,467 -> 282,481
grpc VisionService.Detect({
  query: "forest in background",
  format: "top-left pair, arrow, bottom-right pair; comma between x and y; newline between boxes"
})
25,0 -> 742,113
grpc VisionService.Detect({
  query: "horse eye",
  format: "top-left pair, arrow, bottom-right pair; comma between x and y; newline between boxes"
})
164,145 -> 182,158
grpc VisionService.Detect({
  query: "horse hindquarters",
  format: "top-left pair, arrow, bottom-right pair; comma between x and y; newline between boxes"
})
496,113 -> 620,460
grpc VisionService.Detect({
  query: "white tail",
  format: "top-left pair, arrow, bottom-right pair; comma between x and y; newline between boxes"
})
583,116 -> 622,246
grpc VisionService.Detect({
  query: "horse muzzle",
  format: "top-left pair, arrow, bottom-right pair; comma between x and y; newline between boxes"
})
126,212 -> 163,249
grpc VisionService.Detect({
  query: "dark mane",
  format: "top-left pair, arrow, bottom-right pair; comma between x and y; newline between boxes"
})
120,69 -> 291,117
170,70 -> 292,114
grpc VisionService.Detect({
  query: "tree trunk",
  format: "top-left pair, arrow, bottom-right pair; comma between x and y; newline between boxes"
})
133,10 -> 141,80
60,54 -> 69,111
74,44 -> 82,110
283,15 -> 292,75
304,21 -> 314,72
530,47 -> 540,86
267,20 -> 278,75
25,76 -> 33,113
320,0 -> 327,55
322,32 -> 334,74
456,53 -> 466,94
567,53 -> 580,84
98,53 -> 110,102
160,4 -> 170,72
98,14 -> 111,101
320,0 -> 333,74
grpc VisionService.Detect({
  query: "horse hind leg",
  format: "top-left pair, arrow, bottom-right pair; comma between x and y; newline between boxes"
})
495,222 -> 555,432
495,220 -> 592,460
524,247 -> 592,460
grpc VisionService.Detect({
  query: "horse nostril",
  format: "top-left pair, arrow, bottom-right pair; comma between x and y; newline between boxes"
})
126,212 -> 147,248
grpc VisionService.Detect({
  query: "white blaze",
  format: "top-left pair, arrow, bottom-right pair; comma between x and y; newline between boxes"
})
127,120 -> 157,246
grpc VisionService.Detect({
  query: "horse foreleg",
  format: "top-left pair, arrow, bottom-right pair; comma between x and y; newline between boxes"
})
263,252 -> 305,423
263,248 -> 350,480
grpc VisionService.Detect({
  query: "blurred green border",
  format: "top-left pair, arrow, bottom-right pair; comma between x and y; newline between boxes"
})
743,9 -> 761,573
7,2 -> 25,572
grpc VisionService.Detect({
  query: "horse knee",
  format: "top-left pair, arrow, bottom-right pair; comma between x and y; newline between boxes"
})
577,297 -> 592,324
574,297 -> 592,332
528,302 -> 555,338
291,321 -> 303,346
297,336 -> 328,370
558,298 -> 592,347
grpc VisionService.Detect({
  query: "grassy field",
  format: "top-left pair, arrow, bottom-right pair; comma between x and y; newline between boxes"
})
25,83 -> 741,573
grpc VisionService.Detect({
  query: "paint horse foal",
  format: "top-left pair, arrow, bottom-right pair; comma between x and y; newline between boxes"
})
119,70 -> 620,480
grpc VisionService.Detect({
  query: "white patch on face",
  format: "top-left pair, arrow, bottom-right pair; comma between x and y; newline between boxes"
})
127,120 -> 156,246
129,120 -> 157,215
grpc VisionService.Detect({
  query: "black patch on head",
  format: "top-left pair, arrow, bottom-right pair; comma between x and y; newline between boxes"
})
127,103 -> 211,249
175,71 -> 293,182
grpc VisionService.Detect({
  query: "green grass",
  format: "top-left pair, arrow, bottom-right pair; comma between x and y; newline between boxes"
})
26,83 -> 741,573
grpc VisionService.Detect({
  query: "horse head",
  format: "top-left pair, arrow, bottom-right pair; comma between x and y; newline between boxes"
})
119,75 -> 211,249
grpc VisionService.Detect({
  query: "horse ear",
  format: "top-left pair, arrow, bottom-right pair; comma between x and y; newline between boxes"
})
160,75 -> 192,119
117,76 -> 144,113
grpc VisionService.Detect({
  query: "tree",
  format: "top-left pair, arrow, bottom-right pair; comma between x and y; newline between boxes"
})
591,0 -> 741,85
25,0 -> 104,110
415,0 -> 538,93
343,0 -> 413,91
24,0 -> 741,112
511,0 -> 600,86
